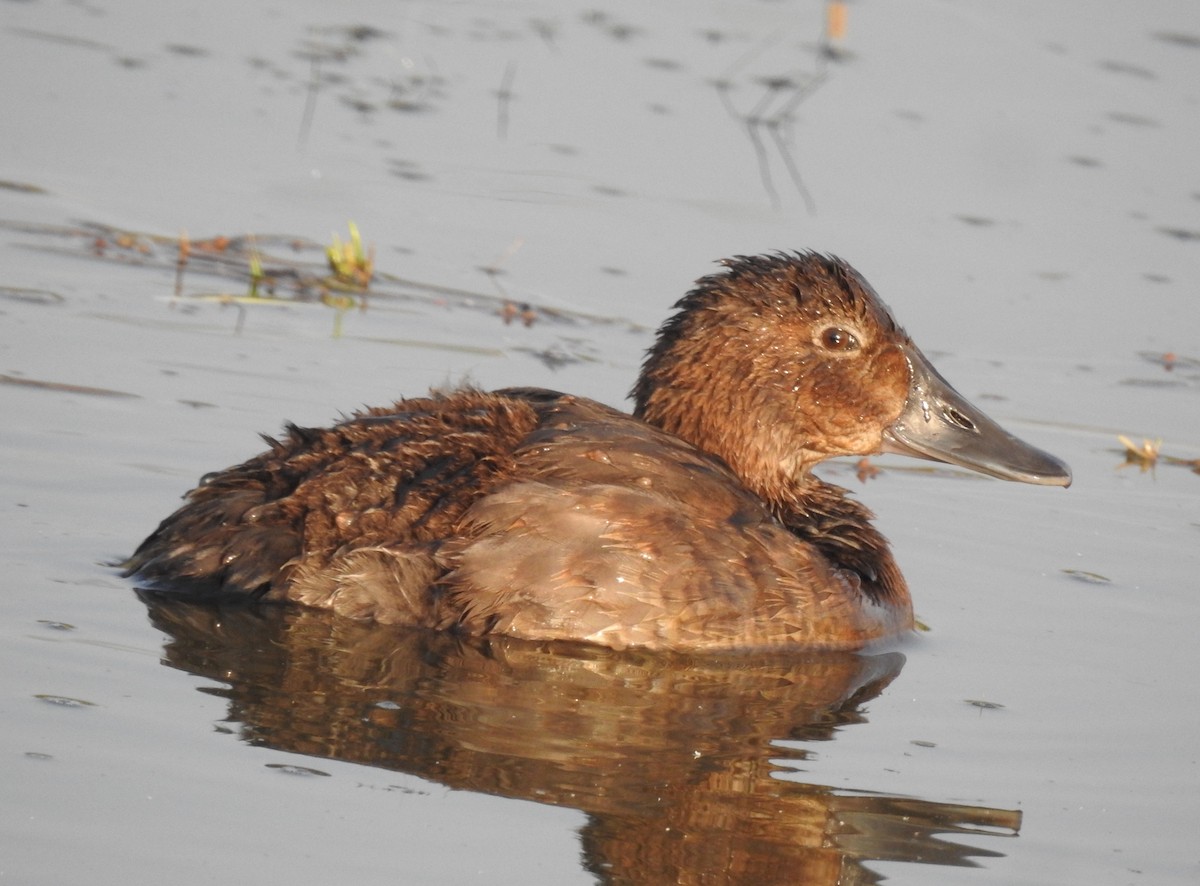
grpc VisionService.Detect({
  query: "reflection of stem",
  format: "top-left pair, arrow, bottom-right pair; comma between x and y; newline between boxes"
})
220,298 -> 246,335
173,229 -> 188,307
321,290 -> 358,338
714,21 -> 831,212
716,31 -> 784,87
481,237 -> 524,299
772,66 -> 828,121
745,118 -> 780,211
766,118 -> 816,215
496,60 -> 517,140
297,55 -> 321,151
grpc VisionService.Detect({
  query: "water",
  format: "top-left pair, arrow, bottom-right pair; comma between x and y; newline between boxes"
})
2,1 -> 1198,883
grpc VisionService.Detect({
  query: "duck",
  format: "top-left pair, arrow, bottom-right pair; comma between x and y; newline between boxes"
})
123,252 -> 1071,652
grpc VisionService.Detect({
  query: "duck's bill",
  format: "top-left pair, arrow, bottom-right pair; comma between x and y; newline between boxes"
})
882,346 -> 1072,487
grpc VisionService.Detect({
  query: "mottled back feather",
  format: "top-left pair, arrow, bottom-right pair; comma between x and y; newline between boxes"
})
124,390 -> 540,603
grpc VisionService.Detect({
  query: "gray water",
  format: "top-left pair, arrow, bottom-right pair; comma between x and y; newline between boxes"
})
2,2 -> 1198,883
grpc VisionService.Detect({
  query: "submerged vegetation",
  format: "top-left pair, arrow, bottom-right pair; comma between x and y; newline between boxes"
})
5,218 -> 642,344
165,225 -> 373,336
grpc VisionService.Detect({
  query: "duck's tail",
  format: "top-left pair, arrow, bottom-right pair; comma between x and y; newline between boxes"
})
121,485 -> 301,601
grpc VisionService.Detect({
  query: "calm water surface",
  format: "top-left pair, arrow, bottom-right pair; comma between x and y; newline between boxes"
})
2,2 -> 1198,884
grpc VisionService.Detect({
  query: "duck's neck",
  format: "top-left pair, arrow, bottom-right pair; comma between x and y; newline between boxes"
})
634,371 -> 826,510
639,402 -> 907,608
773,477 -> 909,607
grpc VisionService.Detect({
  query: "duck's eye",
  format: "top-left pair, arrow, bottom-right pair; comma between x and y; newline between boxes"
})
819,327 -> 860,352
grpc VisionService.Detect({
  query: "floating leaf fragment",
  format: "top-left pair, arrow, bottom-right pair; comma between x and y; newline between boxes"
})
855,457 -> 880,483
500,301 -> 537,327
0,179 -> 48,194
965,699 -> 1005,711
0,373 -> 140,399
37,620 -> 77,631
265,763 -> 331,777
34,694 -> 96,708
1117,435 -> 1161,472
1062,569 -> 1112,585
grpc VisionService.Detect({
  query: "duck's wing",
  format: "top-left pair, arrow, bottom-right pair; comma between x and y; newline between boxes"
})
123,389 -> 543,603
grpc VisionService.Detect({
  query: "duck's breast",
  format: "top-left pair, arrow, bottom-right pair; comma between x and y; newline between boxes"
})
437,397 -> 896,651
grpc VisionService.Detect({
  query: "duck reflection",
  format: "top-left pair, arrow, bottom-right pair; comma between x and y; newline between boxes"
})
141,595 -> 1020,884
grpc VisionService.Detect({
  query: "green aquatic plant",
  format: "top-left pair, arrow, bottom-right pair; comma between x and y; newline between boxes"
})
248,245 -> 267,298
325,221 -> 374,290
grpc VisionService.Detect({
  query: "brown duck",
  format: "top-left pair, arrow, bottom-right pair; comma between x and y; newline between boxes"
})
124,252 -> 1070,652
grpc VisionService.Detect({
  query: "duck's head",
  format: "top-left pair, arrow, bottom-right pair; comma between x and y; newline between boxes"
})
632,252 -> 1070,505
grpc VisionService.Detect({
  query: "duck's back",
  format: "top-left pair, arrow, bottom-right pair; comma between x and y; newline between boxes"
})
124,389 -> 542,606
